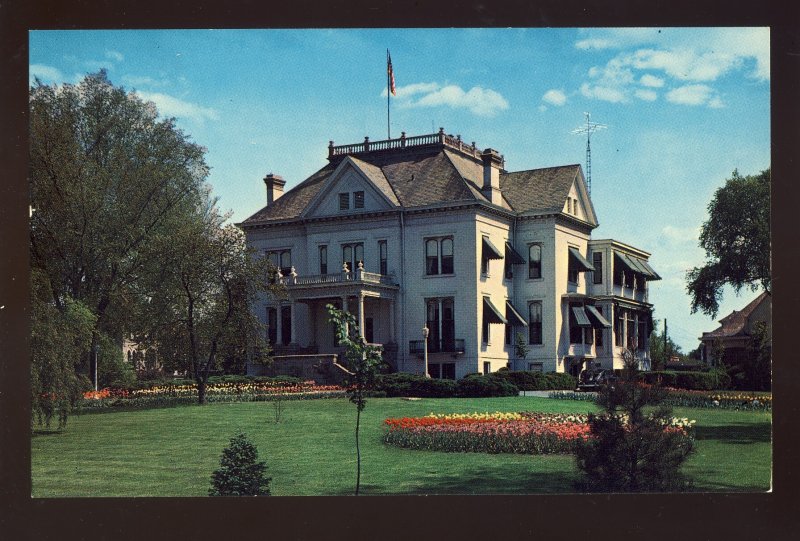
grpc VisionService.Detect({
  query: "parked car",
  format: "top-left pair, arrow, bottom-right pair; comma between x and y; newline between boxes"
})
577,366 -> 617,392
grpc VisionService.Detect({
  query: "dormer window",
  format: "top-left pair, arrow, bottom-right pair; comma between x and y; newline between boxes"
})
354,191 -> 365,209
339,193 -> 349,210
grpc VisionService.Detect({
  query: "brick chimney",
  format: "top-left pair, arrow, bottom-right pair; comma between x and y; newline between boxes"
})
264,173 -> 286,205
481,148 -> 504,206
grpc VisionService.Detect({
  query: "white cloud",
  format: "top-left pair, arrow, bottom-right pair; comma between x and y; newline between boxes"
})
662,225 -> 701,244
575,38 -> 613,50
630,48 -> 741,82
134,91 -> 219,123
634,88 -> 657,101
105,50 -> 124,62
538,104 -> 548,112
708,96 -> 725,109
639,74 -> 664,88
542,89 -> 567,106
29,64 -> 64,85
122,75 -> 170,88
665,84 -> 718,106
389,82 -> 509,117
580,83 -> 627,103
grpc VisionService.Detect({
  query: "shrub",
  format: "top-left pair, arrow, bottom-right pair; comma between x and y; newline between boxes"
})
456,374 -> 519,398
494,371 -> 576,391
411,378 -> 458,398
209,432 -> 271,496
639,370 -> 730,391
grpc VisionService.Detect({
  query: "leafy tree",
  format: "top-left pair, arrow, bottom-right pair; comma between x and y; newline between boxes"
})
648,319 -> 684,371
746,322 -> 771,391
30,71 -> 209,384
514,331 -> 530,361
30,269 -> 95,428
686,168 -> 770,317
209,432 -> 271,496
326,304 -> 384,495
138,209 -> 278,404
575,349 -> 694,492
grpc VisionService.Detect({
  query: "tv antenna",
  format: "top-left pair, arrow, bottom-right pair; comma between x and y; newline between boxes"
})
571,112 -> 607,196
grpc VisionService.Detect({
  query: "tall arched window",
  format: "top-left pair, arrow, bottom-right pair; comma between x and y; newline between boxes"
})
426,239 -> 439,275
528,244 -> 542,279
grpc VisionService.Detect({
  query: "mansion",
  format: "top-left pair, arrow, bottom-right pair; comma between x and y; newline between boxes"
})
239,129 -> 660,379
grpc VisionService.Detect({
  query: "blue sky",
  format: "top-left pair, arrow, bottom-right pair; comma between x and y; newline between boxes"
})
29,28 -> 770,351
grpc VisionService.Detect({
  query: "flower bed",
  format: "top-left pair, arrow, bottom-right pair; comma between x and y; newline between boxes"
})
383,411 -> 695,455
79,381 -> 346,411
548,388 -> 772,411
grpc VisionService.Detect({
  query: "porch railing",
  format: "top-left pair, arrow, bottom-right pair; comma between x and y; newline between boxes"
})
409,339 -> 465,356
283,268 -> 398,287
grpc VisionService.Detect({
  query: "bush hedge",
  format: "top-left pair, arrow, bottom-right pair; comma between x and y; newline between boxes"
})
494,370 -> 577,391
372,373 -> 519,398
456,374 -> 519,397
637,369 -> 731,391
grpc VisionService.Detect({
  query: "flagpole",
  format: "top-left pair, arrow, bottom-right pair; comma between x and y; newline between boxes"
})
387,49 -> 391,139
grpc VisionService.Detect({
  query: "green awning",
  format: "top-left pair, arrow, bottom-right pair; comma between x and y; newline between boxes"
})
616,252 -> 661,281
568,247 -> 594,272
585,305 -> 612,328
571,306 -> 591,327
483,237 -> 504,260
505,301 -> 528,327
638,258 -> 661,281
505,242 -> 526,265
483,297 -> 508,324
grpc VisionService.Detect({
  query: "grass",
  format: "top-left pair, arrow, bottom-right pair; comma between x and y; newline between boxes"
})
31,396 -> 771,496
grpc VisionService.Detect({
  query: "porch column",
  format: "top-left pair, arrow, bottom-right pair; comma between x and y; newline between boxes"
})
388,298 -> 396,342
290,301 -> 298,345
341,296 -> 349,336
358,293 -> 366,340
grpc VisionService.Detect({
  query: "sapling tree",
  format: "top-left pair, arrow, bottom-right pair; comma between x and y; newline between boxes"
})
575,349 -> 695,492
326,303 -> 384,496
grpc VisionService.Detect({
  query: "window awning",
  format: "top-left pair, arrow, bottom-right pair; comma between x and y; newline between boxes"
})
571,306 -> 591,327
483,237 -> 504,260
505,301 -> 528,327
483,297 -> 508,324
505,242 -> 525,265
615,252 -> 661,281
568,247 -> 595,272
585,305 -> 612,328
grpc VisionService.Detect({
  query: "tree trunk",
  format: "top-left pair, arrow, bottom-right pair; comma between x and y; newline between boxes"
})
197,378 -> 207,405
355,407 -> 361,496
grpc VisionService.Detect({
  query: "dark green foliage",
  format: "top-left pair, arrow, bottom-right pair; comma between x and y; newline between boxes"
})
638,370 -> 731,391
456,374 -> 519,397
722,322 -> 771,391
373,373 -> 456,397
575,351 -> 694,492
686,168 -> 770,317
494,370 -> 576,391
209,433 -> 271,496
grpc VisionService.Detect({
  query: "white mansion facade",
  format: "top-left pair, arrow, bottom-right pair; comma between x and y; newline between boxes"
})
239,130 -> 660,379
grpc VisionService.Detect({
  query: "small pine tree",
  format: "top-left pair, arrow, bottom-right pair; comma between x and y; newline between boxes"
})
575,349 -> 694,492
209,432 -> 271,496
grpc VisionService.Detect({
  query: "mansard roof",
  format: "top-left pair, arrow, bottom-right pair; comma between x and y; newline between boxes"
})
240,131 -> 592,226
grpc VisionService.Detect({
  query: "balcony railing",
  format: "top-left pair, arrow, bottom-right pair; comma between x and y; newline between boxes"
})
409,339 -> 465,356
277,266 -> 398,287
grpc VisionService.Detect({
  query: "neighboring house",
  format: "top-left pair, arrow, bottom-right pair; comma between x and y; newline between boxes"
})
699,291 -> 771,365
238,129 -> 660,379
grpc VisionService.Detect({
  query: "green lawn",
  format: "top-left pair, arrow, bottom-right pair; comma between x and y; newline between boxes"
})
31,397 -> 771,496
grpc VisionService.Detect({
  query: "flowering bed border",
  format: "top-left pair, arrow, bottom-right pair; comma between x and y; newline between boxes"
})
548,389 -> 772,411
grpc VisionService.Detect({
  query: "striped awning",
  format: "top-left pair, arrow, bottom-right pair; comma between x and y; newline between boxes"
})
505,242 -> 526,265
505,301 -> 528,327
615,252 -> 660,281
482,237 -> 504,260
568,247 -> 594,272
585,305 -> 612,328
571,306 -> 591,327
483,297 -> 508,324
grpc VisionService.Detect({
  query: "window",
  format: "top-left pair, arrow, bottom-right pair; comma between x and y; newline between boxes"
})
266,308 -> 277,345
426,299 -> 441,353
427,298 -> 455,352
339,193 -> 349,210
627,316 -> 636,349
441,362 -> 456,380
636,274 -> 646,292
365,317 -> 374,344
505,322 -> 513,345
592,252 -> 603,284
425,237 -> 454,275
528,362 -> 543,373
342,243 -> 364,272
638,317 -> 647,350
267,250 -> 291,277
615,306 -> 624,347
354,191 -> 365,209
379,240 -> 387,275
428,363 -> 441,379
528,244 -> 542,279
483,362 -> 491,375
569,305 -> 583,344
441,299 -> 455,352
280,305 -> 292,345
528,301 -> 542,345
319,245 -> 328,275
613,257 -> 624,286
